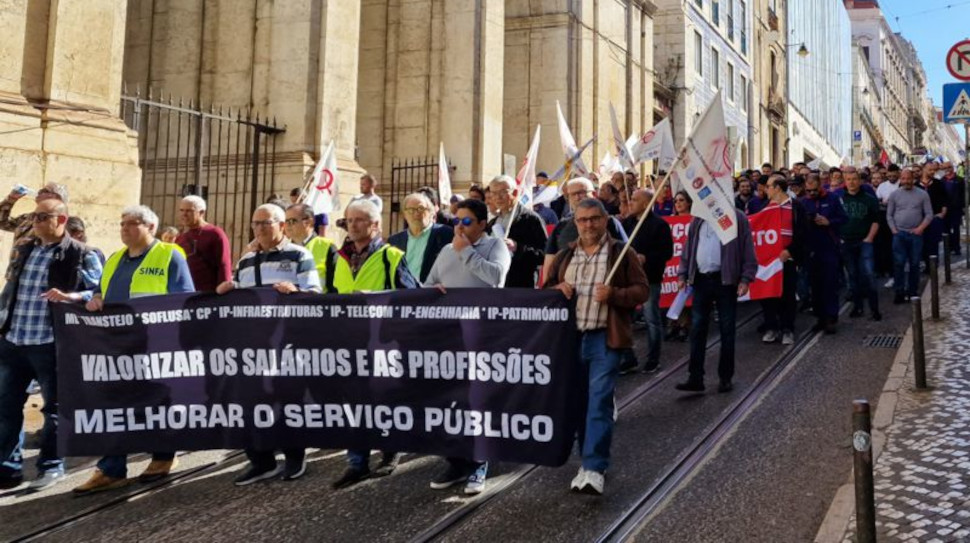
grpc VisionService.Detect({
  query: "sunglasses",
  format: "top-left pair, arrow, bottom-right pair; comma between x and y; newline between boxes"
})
452,217 -> 476,227
31,212 -> 62,222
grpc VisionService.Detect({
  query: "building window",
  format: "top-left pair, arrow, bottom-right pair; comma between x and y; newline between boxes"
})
727,0 -> 735,42
695,31 -> 704,76
740,75 -> 748,112
711,48 -> 720,89
695,0 -> 703,7
727,63 -> 735,101
740,1 -> 747,53
713,0 -> 720,25
863,46 -> 870,62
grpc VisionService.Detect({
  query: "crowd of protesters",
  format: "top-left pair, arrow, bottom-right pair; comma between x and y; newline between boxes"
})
0,158 -> 964,498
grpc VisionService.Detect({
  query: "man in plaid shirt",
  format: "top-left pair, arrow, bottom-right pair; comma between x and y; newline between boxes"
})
0,198 -> 101,491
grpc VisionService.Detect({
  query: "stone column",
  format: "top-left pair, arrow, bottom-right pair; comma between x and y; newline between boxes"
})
40,0 -> 141,255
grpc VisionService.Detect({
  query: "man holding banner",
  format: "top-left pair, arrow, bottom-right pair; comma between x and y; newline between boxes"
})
761,175 -> 808,345
545,198 -> 648,495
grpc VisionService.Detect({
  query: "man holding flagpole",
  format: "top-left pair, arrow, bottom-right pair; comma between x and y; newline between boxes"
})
487,175 -> 547,288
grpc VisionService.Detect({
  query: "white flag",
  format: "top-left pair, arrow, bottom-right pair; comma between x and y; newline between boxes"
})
807,157 -> 823,170
437,142 -> 452,204
556,101 -> 589,176
669,91 -> 738,245
630,118 -> 677,171
515,125 -> 541,208
304,140 -> 340,215
609,103 -> 636,171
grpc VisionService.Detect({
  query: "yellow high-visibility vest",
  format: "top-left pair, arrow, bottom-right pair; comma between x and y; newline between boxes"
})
332,244 -> 403,293
101,241 -> 180,298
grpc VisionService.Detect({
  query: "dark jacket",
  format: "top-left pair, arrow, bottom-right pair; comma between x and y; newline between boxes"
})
0,234 -> 92,334
944,175 -> 966,220
544,238 -> 649,349
388,224 -> 454,284
799,191 -> 847,252
490,204 -> 548,288
786,198 -> 810,264
678,210 -> 758,287
621,213 -> 673,285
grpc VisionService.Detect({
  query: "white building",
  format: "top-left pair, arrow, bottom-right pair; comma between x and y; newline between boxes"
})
844,0 -> 911,163
654,0 -> 753,171
787,0 -> 852,167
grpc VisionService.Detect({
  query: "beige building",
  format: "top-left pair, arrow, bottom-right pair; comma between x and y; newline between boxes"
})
121,0 -> 658,238
750,0 -> 787,168
0,0 -> 141,263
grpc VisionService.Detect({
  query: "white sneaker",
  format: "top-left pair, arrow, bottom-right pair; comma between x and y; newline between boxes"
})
463,463 -> 487,495
762,330 -> 779,343
782,332 -> 795,345
570,468 -> 588,491
884,278 -> 894,288
580,470 -> 605,495
28,470 -> 65,491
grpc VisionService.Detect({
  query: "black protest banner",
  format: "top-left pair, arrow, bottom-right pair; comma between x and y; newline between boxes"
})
53,288 -> 582,466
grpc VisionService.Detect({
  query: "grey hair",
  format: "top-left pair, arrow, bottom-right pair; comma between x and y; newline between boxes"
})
346,199 -> 381,223
286,203 -> 315,221
41,183 -> 69,203
181,194 -> 207,212
403,192 -> 434,210
575,198 -> 608,216
122,205 -> 159,233
488,175 -> 515,191
565,177 -> 595,193
255,203 -> 286,223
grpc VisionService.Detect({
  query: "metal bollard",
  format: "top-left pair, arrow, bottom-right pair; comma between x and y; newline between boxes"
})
929,255 -> 940,320
943,234 -> 952,284
853,399 -> 877,543
911,297 -> 927,390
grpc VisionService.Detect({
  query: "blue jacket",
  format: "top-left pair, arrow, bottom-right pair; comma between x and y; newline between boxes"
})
799,191 -> 847,253
388,224 -> 454,283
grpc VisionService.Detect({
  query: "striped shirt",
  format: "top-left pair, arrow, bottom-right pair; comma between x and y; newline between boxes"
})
8,243 -> 102,345
234,238 -> 321,292
566,236 -> 610,331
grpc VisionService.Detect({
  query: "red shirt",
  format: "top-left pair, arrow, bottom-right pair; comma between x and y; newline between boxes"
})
176,224 -> 232,292
764,199 -> 794,248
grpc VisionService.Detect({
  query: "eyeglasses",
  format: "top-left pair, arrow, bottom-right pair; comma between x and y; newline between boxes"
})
251,220 -> 276,228
31,212 -> 62,222
120,220 -> 144,228
284,218 -> 306,225
567,190 -> 590,198
404,207 -> 428,214
452,217 -> 475,227
575,216 -> 606,224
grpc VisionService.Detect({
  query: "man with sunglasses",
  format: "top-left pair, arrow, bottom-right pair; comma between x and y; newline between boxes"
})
799,175 -> 847,334
424,198 -> 510,495
0,199 -> 102,491
285,203 -> 338,292
0,183 -> 69,249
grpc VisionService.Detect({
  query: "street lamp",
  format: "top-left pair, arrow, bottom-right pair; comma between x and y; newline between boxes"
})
791,42 -> 809,58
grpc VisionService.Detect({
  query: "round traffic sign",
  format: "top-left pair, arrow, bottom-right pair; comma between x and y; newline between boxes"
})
947,40 -> 970,81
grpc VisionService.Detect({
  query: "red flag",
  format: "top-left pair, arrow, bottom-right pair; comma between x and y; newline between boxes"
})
878,149 -> 890,167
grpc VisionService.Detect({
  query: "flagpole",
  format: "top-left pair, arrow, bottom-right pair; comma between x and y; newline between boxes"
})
294,167 -> 317,204
604,140 -> 689,285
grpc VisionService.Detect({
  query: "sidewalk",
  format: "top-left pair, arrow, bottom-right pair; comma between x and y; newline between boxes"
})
817,266 -> 970,542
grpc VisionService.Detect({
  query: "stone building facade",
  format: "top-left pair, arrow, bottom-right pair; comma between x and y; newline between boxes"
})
0,0 -> 141,262
750,0 -> 787,169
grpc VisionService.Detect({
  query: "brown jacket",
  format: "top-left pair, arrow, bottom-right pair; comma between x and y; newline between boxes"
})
544,238 -> 649,349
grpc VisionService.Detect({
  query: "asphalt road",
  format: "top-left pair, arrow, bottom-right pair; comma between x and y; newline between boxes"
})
0,288 -> 914,542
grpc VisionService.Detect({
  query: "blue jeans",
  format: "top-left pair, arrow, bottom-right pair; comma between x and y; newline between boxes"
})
841,240 -> 879,313
98,452 -> 175,479
893,231 -> 923,297
578,330 -> 620,473
642,284 -> 663,367
688,273 -> 738,384
0,339 -> 61,474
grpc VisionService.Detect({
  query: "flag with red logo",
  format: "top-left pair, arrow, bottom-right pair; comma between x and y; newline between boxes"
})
630,118 -> 676,171
658,207 -> 784,308
304,140 -> 340,215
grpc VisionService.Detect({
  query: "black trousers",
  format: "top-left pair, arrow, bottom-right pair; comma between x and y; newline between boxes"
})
762,261 -> 798,333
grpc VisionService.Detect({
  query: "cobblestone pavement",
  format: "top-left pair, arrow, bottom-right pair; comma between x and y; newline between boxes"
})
842,267 -> 970,542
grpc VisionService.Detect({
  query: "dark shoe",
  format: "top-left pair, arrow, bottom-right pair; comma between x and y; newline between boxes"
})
756,322 -> 768,334
675,381 -> 705,392
717,381 -> 734,393
810,320 -> 826,332
331,467 -> 370,490
893,292 -> 906,305
0,471 -> 23,490
677,329 -> 689,342
664,327 -> 678,341
871,311 -> 883,322
641,361 -> 661,374
618,359 -> 638,375
281,453 -> 307,481
234,464 -> 282,486
372,453 -> 401,478
824,322 -> 837,335
849,307 -> 864,318
430,464 -> 469,490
